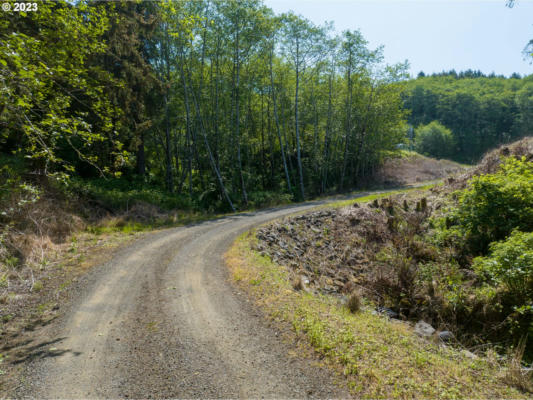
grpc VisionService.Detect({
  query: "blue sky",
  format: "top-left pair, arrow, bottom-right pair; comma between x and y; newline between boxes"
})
263,0 -> 533,77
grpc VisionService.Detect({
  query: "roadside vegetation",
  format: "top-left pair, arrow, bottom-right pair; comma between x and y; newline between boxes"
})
226,214 -> 526,398
235,138 -> 533,396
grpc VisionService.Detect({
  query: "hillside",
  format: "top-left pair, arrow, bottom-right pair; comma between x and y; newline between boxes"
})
240,137 -> 533,396
374,151 -> 466,187
402,73 -> 533,163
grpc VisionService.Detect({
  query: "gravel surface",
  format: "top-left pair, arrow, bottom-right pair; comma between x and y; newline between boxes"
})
15,201 -> 353,398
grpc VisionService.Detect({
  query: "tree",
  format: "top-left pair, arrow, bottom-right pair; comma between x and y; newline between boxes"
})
0,0 -> 117,180
338,29 -> 377,191
280,12 -> 325,200
414,121 -> 455,159
97,1 -> 159,177
1,0 -> 414,211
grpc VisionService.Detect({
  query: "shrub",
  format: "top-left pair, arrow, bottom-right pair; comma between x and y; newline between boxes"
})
69,177 -> 193,212
414,121 -> 455,159
248,191 -> 292,208
473,230 -> 533,302
439,156 -> 533,254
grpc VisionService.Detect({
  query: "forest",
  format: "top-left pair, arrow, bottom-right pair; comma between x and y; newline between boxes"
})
0,0 -> 410,213
2,0 -> 531,213
403,71 -> 533,163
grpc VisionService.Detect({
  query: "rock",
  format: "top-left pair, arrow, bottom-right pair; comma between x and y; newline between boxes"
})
376,306 -> 399,319
414,320 -> 435,337
322,285 -> 335,292
333,280 -> 344,288
293,275 -> 311,293
438,330 -> 454,342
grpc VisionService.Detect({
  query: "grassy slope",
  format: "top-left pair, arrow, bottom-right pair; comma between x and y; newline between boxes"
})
225,192 -> 525,399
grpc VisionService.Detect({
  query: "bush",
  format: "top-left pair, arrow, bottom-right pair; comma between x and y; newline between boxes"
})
472,230 -> 533,356
248,191 -> 292,208
443,157 -> 533,254
414,121 -> 455,159
69,177 -> 193,212
473,230 -> 533,302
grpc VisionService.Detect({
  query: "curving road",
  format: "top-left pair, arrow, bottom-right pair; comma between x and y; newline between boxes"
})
18,199 -> 359,398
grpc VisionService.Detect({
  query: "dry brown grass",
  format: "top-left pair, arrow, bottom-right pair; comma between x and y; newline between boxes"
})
346,291 -> 361,313
375,151 -> 466,187
504,338 -> 533,393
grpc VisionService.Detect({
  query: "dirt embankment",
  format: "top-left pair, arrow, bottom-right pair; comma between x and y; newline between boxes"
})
255,192 -> 435,308
374,152 -> 466,187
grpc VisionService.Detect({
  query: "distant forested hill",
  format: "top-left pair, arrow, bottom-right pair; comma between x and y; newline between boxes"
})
402,71 -> 533,163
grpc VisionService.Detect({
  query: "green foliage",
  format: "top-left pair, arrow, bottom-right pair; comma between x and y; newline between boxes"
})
473,230 -> 533,302
414,121 -> 455,159
1,0 -> 411,211
470,230 -> 533,345
70,177 -> 193,212
403,74 -> 533,163
0,156 -> 40,221
438,157 -> 533,254
424,156 -> 533,354
247,191 -> 293,209
0,1 -> 123,179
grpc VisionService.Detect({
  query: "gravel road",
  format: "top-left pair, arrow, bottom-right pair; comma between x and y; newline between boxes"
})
17,200 -> 355,398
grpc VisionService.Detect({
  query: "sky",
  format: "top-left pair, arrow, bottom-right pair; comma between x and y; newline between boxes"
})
263,0 -> 533,78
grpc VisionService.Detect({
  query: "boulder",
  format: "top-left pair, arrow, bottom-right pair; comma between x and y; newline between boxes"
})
376,306 -> 399,319
438,330 -> 454,342
414,320 -> 435,337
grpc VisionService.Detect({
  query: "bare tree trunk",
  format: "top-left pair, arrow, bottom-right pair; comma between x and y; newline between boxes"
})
177,44 -> 193,197
136,131 -> 146,176
266,98 -> 275,187
259,90 -> 266,190
294,40 -> 305,200
321,72 -> 333,193
181,49 -> 236,213
269,46 -> 292,194
234,29 -> 248,206
339,54 -> 353,192
354,85 -> 375,181
164,25 -> 173,193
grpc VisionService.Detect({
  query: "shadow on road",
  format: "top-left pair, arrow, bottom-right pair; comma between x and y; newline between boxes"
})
9,337 -> 81,364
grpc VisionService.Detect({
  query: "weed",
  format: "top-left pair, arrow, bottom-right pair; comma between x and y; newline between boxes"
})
347,291 -> 361,313
292,275 -> 304,291
0,353 -> 5,376
32,281 -> 43,292
146,321 -> 159,332
504,338 -> 533,393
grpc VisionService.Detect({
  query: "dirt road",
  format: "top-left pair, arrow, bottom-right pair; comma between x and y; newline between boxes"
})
17,200 -> 354,398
